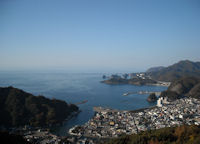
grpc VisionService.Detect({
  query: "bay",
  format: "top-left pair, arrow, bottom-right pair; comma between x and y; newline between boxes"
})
0,72 -> 167,136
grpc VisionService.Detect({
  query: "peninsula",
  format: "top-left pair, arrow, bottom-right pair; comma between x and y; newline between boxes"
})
0,86 -> 79,128
101,74 -> 170,86
101,60 -> 200,86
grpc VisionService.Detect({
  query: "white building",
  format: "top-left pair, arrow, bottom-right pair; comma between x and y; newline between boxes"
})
157,97 -> 163,107
157,97 -> 169,107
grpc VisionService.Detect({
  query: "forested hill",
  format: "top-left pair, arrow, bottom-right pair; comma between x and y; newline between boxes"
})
159,77 -> 200,100
146,66 -> 165,73
0,86 -> 79,127
106,125 -> 200,144
147,60 -> 200,82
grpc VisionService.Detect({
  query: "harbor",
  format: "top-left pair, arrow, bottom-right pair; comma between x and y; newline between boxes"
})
123,91 -> 161,96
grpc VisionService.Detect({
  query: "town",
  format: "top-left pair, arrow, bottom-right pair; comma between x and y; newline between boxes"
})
69,97 -> 200,138
7,97 -> 200,144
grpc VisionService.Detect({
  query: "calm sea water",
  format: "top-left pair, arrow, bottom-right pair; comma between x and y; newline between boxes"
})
0,72 -> 166,135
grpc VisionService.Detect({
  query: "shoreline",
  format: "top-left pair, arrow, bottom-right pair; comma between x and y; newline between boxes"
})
123,91 -> 162,96
68,97 -> 200,138
101,80 -> 170,87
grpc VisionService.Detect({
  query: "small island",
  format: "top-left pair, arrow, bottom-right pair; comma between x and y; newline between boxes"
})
147,93 -> 157,102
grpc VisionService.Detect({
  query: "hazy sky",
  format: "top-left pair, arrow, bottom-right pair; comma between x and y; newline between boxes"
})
1,0 -> 200,72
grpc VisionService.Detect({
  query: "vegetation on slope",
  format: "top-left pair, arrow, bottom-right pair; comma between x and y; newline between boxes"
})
0,131 -> 32,144
102,77 -> 157,86
0,86 -> 79,127
160,77 -> 200,100
146,66 -> 165,73
106,125 -> 200,144
147,60 -> 200,82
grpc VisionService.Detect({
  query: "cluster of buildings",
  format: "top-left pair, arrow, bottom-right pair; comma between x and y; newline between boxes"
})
60,135 -> 99,144
8,126 -> 101,144
157,97 -> 170,107
107,73 -> 147,80
69,97 -> 200,138
7,127 -> 61,144
23,129 -> 61,144
7,126 -> 97,144
136,73 -> 146,79
6,97 -> 200,144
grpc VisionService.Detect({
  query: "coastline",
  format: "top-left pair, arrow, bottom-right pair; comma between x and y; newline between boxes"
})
101,80 -> 171,87
68,97 -> 200,138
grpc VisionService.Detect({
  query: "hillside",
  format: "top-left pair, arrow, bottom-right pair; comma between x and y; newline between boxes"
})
0,87 -> 79,127
147,60 -> 200,82
146,66 -> 165,73
106,125 -> 200,144
0,131 -> 31,144
102,77 -> 157,86
160,77 -> 200,100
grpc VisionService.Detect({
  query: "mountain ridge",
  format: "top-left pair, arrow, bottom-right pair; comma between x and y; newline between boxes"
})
160,76 -> 200,100
147,60 -> 200,82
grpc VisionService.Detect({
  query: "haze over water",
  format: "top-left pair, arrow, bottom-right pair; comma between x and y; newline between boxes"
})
0,72 -> 166,135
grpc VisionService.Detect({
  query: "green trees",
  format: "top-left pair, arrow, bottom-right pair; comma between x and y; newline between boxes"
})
107,125 -> 200,144
160,77 -> 200,100
0,87 -> 79,127
0,131 -> 31,144
147,60 -> 200,82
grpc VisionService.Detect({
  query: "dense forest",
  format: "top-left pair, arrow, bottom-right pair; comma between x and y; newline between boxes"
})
0,87 -> 79,127
106,125 -> 200,144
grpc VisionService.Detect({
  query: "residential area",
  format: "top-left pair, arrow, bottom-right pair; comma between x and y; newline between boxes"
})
69,97 -> 200,138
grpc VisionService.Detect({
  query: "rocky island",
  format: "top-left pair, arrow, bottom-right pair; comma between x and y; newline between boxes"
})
147,93 -> 157,102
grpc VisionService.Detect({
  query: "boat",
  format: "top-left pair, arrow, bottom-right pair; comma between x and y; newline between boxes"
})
123,93 -> 130,96
76,100 -> 88,105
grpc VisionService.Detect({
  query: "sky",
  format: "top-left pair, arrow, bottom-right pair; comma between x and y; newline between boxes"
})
0,0 -> 200,73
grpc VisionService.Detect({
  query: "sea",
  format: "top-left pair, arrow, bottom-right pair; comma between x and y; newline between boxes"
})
0,72 -> 167,136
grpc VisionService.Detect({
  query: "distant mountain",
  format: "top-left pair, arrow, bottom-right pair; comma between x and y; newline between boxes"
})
146,66 -> 165,73
147,60 -> 200,82
0,87 -> 79,127
102,77 -> 157,86
160,77 -> 200,100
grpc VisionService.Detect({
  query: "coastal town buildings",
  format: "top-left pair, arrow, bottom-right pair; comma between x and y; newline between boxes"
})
157,97 -> 169,107
69,97 -> 200,138
8,97 -> 200,144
